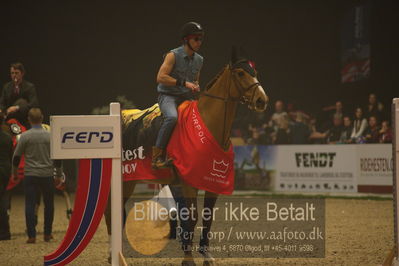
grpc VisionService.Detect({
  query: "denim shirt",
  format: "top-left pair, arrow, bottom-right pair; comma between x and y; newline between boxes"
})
157,45 -> 203,96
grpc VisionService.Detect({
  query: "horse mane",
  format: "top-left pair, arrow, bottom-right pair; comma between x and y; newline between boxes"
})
204,65 -> 228,91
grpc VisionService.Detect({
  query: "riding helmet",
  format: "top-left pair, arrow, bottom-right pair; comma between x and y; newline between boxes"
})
181,22 -> 204,39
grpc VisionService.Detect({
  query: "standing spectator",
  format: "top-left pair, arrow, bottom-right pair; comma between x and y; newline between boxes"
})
365,93 -> 384,120
323,100 -> 346,121
231,105 -> 248,138
309,116 -> 329,144
340,116 -> 353,143
379,120 -> 392,143
249,122 -> 273,145
0,62 -> 39,127
269,100 -> 289,131
326,115 -> 344,144
247,130 -> 262,145
248,111 -> 268,133
273,116 -> 292,144
12,108 -> 62,243
286,103 -> 310,124
291,112 -> 310,144
351,107 -> 368,143
364,116 -> 380,143
246,109 -> 271,145
0,112 -> 12,240
334,101 -> 345,120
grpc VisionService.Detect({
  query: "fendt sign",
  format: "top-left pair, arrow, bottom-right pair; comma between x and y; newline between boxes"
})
61,127 -> 114,148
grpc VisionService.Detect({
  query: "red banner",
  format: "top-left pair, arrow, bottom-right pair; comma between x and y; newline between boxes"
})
167,101 -> 235,195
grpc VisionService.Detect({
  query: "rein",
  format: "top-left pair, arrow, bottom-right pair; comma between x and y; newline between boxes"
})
199,66 -> 260,149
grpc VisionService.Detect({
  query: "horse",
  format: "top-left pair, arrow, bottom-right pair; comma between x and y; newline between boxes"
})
104,46 -> 269,266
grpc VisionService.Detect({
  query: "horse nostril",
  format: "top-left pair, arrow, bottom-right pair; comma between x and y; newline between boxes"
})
256,98 -> 266,111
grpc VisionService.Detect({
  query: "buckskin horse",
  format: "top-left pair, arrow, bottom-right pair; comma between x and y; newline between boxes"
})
104,46 -> 269,266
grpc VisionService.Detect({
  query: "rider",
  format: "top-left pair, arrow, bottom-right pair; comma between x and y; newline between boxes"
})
0,62 -> 39,127
152,22 -> 204,169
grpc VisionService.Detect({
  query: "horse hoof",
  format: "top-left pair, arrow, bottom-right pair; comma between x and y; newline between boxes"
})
203,260 -> 215,266
203,257 -> 215,266
201,251 -> 215,266
181,259 -> 196,266
169,231 -> 177,239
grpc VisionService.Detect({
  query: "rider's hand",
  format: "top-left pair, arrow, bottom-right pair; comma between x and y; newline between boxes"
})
7,106 -> 19,115
185,81 -> 200,92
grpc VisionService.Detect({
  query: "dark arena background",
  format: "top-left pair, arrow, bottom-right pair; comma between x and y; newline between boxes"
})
0,1 -> 397,116
1,0 -> 399,265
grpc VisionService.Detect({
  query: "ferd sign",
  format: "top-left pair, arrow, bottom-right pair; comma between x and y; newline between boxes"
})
50,115 -> 121,159
61,127 -> 114,149
46,103 -> 123,266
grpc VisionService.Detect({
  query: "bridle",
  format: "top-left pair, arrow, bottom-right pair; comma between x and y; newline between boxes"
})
200,63 -> 261,149
201,64 -> 260,105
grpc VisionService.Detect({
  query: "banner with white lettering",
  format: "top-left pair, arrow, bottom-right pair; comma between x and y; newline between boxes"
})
275,145 -> 357,193
357,144 -> 393,193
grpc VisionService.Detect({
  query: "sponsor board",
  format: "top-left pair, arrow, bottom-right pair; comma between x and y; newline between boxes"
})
275,145 -> 357,193
234,144 -> 393,193
46,103 -> 123,266
50,115 -> 121,159
357,144 -> 393,193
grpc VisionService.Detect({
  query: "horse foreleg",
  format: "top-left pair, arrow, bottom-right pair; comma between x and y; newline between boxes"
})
200,191 -> 218,266
168,184 -> 184,239
104,181 -> 136,263
180,184 -> 199,266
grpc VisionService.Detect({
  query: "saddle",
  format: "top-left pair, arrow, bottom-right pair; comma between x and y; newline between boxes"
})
121,103 -> 172,181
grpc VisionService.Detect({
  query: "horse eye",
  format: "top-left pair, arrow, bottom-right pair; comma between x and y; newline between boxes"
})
238,71 -> 245,77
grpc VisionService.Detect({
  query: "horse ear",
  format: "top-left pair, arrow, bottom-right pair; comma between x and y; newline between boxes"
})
231,46 -> 238,65
239,46 -> 248,60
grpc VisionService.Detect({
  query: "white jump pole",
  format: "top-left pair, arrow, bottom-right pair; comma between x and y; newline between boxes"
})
110,103 -> 123,266
393,98 -> 399,265
48,102 -> 123,265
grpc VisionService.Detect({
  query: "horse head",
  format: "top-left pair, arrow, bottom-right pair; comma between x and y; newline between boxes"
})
230,46 -> 269,112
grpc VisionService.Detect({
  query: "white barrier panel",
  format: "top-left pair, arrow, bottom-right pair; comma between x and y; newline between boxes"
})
234,144 -> 393,193
47,103 -> 123,266
357,144 -> 393,193
275,145 -> 358,193
50,115 -> 121,159
393,98 -> 399,263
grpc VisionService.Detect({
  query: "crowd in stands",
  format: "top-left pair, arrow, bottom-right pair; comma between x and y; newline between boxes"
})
232,93 -> 393,145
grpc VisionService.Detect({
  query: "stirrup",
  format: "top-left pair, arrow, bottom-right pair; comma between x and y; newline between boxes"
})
152,157 -> 173,169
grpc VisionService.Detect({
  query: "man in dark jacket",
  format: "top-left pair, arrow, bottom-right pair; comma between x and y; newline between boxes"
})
364,116 -> 380,143
0,62 -> 39,126
0,112 -> 13,240
327,115 -> 344,144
